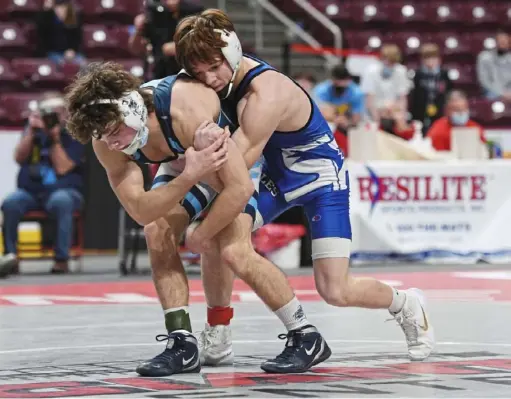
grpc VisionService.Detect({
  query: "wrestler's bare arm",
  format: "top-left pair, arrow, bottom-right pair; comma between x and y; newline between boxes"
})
172,82 -> 254,241
198,72 -> 289,169
92,137 -> 226,226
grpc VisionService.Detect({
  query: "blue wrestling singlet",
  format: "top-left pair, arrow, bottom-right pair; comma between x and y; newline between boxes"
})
223,55 -> 352,259
133,73 -> 258,221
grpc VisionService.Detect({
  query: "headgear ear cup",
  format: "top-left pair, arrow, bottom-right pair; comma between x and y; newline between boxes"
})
214,29 -> 242,72
87,90 -> 149,155
213,29 -> 243,99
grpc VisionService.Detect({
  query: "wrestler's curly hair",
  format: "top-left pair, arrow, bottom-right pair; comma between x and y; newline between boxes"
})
65,61 -> 154,144
174,8 -> 236,74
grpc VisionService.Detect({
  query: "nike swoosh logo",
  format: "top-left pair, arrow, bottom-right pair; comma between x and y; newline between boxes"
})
182,355 -> 195,366
305,340 -> 317,356
420,306 -> 429,331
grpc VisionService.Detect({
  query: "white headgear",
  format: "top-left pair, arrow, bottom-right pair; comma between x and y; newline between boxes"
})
88,90 -> 149,155
213,29 -> 242,99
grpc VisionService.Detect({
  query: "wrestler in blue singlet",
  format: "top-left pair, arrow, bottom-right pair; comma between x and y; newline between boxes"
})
222,55 -> 352,255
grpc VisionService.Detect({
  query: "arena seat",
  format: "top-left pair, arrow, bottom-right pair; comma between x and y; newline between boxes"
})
113,58 -> 145,78
0,92 -> 44,126
349,1 -> 390,24
6,0 -> 42,21
0,105 -> 8,125
0,22 -> 28,57
314,0 -> 352,23
386,31 -> 427,56
444,63 -> 476,86
428,31 -> 472,59
463,3 -> 500,27
470,31 -> 498,52
343,30 -> 383,52
494,3 -> 511,27
0,0 -> 9,21
83,24 -> 127,58
0,58 -> 24,91
11,58 -> 67,90
81,0 -> 136,24
112,25 -> 134,56
386,2 -> 430,25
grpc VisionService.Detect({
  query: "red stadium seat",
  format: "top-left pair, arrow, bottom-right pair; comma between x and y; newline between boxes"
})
429,32 -> 472,58
494,3 -> 511,27
113,58 -> 145,78
444,63 -> 477,90
112,25 -> 134,57
6,0 -> 42,21
11,58 -> 67,90
425,3 -> 465,25
0,104 -> 8,125
83,24 -> 123,58
0,92 -> 45,126
344,30 -> 383,52
469,98 -> 511,125
386,2 -> 430,25
81,0 -> 135,24
387,31 -> 428,56
470,31 -> 498,53
0,58 -> 23,91
349,1 -> 389,24
463,2 -> 500,26
0,22 -> 28,57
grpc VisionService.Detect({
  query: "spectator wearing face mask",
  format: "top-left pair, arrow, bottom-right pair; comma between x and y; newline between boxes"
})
477,30 -> 511,101
410,43 -> 452,134
313,64 -> 364,154
426,90 -> 485,151
360,44 -> 411,122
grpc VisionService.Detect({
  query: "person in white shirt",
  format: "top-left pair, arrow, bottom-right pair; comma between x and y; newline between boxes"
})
360,44 -> 411,122
477,30 -> 511,100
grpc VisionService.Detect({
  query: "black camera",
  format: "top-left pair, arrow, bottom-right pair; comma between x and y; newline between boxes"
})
40,109 -> 60,130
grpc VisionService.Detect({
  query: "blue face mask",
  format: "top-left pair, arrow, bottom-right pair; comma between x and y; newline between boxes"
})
423,65 -> 440,74
450,111 -> 469,126
381,66 -> 394,79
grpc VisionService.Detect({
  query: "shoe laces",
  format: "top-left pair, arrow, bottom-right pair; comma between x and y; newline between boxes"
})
152,333 -> 187,363
387,310 -> 419,345
274,330 -> 304,362
198,325 -> 226,347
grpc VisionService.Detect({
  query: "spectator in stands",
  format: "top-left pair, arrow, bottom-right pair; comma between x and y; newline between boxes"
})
0,93 -> 85,277
129,0 -> 204,79
292,72 -> 317,95
426,90 -> 485,151
360,44 -> 411,122
477,30 -> 511,101
36,0 -> 86,68
314,64 -> 364,154
410,43 -> 452,134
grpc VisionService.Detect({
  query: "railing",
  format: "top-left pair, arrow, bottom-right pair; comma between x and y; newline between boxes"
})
293,0 -> 342,58
253,0 -> 337,65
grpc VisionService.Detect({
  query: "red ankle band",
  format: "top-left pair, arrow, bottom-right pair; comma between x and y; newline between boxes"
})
207,306 -> 234,326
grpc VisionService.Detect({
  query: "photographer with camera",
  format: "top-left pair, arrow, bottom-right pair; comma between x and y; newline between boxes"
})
0,93 -> 85,277
129,0 -> 204,79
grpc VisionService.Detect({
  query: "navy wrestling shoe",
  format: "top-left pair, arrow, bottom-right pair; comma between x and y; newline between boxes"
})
136,331 -> 201,377
261,325 -> 331,373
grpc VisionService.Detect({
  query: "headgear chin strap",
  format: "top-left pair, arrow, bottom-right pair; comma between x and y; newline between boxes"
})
88,91 -> 149,155
214,29 -> 242,99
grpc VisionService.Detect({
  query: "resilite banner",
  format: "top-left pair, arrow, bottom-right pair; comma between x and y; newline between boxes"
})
348,160 -> 511,264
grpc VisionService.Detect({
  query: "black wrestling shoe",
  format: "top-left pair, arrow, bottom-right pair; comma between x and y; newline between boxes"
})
261,325 -> 331,373
136,331 -> 201,377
